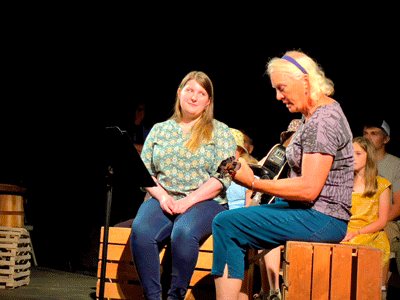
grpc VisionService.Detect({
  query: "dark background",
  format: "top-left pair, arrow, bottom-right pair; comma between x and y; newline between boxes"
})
1,19 -> 398,274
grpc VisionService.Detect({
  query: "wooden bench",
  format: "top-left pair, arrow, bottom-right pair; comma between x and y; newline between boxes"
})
282,241 -> 382,300
96,227 -> 216,299
97,228 -> 383,300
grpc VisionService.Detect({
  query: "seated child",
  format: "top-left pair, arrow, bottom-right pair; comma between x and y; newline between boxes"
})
342,136 -> 391,292
227,129 -> 257,210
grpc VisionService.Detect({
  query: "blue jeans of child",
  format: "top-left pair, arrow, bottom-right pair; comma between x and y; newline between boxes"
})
211,201 -> 348,280
130,198 -> 228,300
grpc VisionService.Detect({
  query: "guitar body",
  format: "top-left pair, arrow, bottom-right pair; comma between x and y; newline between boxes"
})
215,121 -> 300,206
249,144 -> 289,204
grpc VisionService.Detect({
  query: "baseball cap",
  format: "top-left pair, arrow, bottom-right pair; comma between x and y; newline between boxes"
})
364,119 -> 390,137
230,128 -> 248,154
280,119 -> 302,144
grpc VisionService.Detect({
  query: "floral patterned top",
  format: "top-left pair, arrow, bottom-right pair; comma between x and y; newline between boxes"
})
141,119 -> 236,204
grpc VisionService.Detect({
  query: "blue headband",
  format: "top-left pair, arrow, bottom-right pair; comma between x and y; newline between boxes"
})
282,55 -> 308,74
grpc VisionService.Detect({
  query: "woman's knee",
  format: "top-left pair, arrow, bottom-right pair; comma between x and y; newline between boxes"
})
214,209 -> 232,223
213,209 -> 243,231
130,198 -> 171,244
130,220 -> 148,245
170,225 -> 194,245
130,216 -> 161,246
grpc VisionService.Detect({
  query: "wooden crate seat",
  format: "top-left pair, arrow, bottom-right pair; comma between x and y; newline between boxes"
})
96,227 -> 215,300
282,241 -> 382,300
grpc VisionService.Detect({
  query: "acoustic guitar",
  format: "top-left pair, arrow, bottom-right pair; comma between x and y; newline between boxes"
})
217,120 -> 301,206
249,135 -> 292,205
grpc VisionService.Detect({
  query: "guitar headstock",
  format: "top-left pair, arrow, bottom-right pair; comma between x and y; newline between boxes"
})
216,156 -> 241,178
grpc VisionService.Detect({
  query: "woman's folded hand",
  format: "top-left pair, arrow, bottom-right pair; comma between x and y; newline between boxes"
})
159,195 -> 177,215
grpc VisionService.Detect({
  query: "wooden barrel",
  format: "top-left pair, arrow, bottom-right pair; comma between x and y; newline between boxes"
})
0,184 -> 26,227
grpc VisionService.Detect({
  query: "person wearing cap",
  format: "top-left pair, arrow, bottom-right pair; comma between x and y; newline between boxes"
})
212,51 -> 354,300
364,120 -> 400,276
227,129 -> 255,210
239,129 -> 255,157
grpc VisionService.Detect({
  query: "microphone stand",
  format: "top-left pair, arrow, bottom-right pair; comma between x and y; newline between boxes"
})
99,165 -> 114,300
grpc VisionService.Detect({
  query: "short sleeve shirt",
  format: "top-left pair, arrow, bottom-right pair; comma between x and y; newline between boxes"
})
141,119 -> 236,204
378,153 -> 400,196
285,101 -> 354,221
378,153 -> 400,222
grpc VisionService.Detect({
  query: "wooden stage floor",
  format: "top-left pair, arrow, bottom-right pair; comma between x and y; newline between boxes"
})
0,267 -> 97,300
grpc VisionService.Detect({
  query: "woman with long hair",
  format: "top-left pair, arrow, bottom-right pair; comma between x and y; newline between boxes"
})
130,71 -> 236,300
211,51 -> 354,300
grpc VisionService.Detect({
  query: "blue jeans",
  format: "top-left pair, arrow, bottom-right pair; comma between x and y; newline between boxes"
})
130,198 -> 228,300
211,201 -> 348,280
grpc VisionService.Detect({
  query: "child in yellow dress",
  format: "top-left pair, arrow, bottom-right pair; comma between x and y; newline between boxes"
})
342,136 -> 391,291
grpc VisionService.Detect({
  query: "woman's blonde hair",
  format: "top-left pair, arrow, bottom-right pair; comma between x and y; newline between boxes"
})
266,50 -> 334,102
170,71 -> 214,152
353,136 -> 379,198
